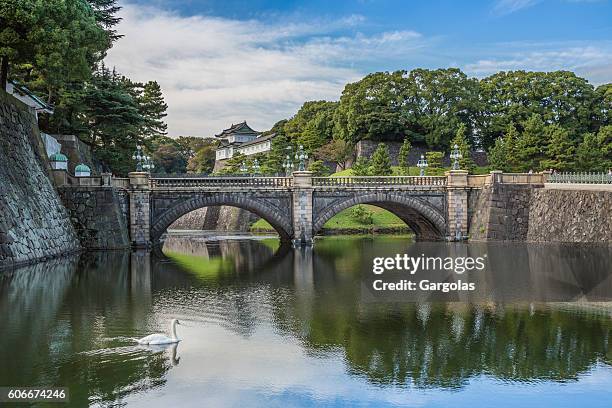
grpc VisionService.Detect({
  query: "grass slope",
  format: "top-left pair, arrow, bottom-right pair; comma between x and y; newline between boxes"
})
251,204 -> 408,232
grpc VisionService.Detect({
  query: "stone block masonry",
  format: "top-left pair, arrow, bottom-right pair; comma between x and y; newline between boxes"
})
58,187 -> 130,249
468,182 -> 612,243
0,90 -> 81,268
527,189 -> 612,243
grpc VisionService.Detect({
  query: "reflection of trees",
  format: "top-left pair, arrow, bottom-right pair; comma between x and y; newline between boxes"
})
270,238 -> 612,389
0,252 -> 176,407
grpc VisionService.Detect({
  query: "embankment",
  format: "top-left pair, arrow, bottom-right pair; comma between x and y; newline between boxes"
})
0,91 -> 81,268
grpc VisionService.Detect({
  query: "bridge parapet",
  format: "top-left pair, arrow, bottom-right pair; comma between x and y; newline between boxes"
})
149,176 -> 293,190
312,176 -> 447,188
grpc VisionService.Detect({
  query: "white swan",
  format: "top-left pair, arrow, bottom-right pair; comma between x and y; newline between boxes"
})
135,319 -> 182,345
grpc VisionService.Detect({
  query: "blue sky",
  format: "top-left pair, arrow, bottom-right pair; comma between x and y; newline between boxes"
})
105,0 -> 612,136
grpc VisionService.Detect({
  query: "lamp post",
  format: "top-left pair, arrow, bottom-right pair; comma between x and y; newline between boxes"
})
450,144 -> 462,171
240,161 -> 249,176
132,145 -> 145,172
252,158 -> 261,176
282,154 -> 294,176
142,155 -> 155,173
295,145 -> 308,172
417,154 -> 428,176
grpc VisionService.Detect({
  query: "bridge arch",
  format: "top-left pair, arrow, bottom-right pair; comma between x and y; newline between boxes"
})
312,193 -> 446,240
150,193 -> 293,244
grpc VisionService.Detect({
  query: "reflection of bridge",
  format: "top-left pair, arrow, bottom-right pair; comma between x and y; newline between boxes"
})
120,170 -> 547,247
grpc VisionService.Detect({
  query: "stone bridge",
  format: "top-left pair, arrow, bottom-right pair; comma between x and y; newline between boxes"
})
51,169 -> 612,248
123,170 -> 495,247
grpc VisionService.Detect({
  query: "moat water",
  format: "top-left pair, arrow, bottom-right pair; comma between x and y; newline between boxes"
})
1,232 -> 612,407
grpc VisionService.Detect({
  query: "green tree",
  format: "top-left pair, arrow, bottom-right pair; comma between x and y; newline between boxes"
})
575,125 -> 612,171
284,100 -> 337,151
515,114 -> 548,171
315,139 -> 353,171
308,160 -> 331,176
350,205 -> 373,225
398,138 -> 412,174
152,142 -> 186,174
479,71 -> 598,148
370,143 -> 393,176
80,65 -> 144,175
425,151 -> 444,175
334,71 -> 410,144
540,125 -> 575,171
351,157 -> 371,176
596,83 -> 611,127
403,68 -> 480,149
138,81 -> 168,139
488,125 -> 520,172
187,140 -> 218,174
217,152 -> 247,175
450,123 -> 475,172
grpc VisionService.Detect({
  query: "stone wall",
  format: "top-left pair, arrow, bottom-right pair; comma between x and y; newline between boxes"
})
469,184 -> 611,243
468,184 -> 533,241
169,206 -> 258,232
355,140 -> 488,167
527,189 -> 612,243
0,90 -> 81,268
58,187 -> 131,249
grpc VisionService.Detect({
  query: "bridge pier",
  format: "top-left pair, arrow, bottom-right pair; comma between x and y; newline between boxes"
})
128,172 -> 152,248
291,171 -> 314,246
446,170 -> 469,241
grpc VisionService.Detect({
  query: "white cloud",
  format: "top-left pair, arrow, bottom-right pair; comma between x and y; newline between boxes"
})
464,43 -> 612,84
104,4 -> 426,136
492,0 -> 541,15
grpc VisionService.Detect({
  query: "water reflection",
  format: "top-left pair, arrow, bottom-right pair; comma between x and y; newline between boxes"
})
0,235 -> 610,407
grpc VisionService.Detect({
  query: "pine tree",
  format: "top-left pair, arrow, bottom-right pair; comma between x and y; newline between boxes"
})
398,138 -> 412,174
370,143 -> 393,175
597,125 -> 612,170
425,151 -> 444,175
450,123 -> 475,172
515,114 -> 548,171
540,125 -> 575,171
576,132 -> 606,171
87,0 -> 123,42
352,157 -> 371,176
139,81 -> 168,139
488,125 -> 521,172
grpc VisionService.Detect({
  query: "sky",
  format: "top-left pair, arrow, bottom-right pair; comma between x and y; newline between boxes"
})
104,0 -> 612,137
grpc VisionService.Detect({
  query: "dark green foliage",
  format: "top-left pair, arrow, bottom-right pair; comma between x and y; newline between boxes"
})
450,123 -> 475,172
333,68 -> 480,150
186,139 -> 218,174
284,100 -> 337,152
138,81 -> 168,139
488,125 -> 520,172
540,125 -> 576,171
351,157 -> 371,176
314,139 -> 353,171
308,160 -> 331,176
398,138 -> 411,174
575,126 -> 612,172
370,143 -> 392,176
479,71 -> 598,148
425,151 -> 444,175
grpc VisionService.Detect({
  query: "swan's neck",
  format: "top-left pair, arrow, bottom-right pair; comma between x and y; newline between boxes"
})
171,321 -> 178,340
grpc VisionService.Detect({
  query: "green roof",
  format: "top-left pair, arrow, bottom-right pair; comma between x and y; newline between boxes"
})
50,152 -> 68,162
75,163 -> 91,172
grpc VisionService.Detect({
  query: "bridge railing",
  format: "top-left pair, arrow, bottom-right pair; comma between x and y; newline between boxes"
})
547,172 -> 612,184
149,176 -> 293,189
312,176 -> 447,187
